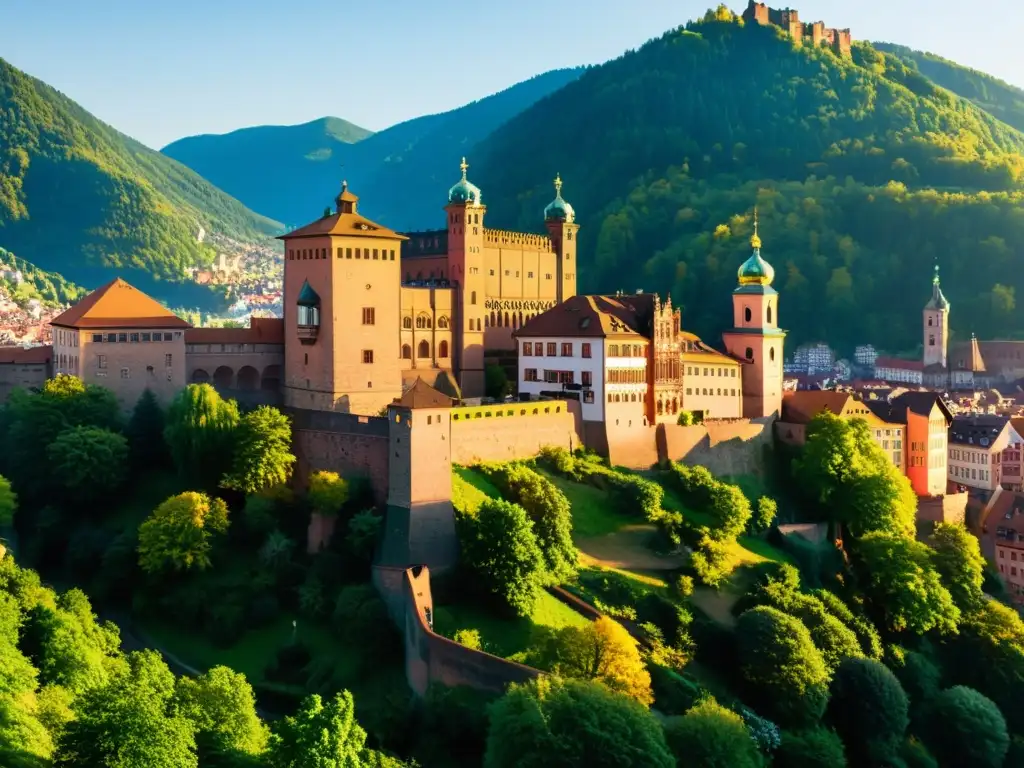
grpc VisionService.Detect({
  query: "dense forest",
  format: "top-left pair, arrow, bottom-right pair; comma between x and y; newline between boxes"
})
0,57 -> 281,296
469,7 -> 1024,353
0,248 -> 86,308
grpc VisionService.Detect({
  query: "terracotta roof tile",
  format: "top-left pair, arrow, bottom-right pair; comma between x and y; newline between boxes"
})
514,294 -> 648,339
50,278 -> 191,330
875,356 -> 924,372
185,317 -> 284,345
280,185 -> 407,242
780,390 -> 851,423
0,345 -> 52,364
394,378 -> 454,410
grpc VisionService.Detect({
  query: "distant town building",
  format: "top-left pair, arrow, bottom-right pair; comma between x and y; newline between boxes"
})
791,342 -> 834,374
948,414 -> 1023,493
874,357 -> 924,386
868,392 -> 952,497
834,358 -> 852,381
854,344 -> 878,366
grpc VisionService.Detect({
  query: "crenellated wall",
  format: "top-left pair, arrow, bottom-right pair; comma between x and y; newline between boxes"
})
449,400 -> 582,465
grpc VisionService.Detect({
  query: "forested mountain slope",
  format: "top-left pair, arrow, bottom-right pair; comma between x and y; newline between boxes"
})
162,68 -> 585,229
873,42 -> 1024,135
470,7 -> 1024,352
0,57 -> 281,305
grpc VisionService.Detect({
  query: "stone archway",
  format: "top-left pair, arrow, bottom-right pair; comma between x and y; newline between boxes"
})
237,365 -> 260,391
192,369 -> 210,384
261,364 -> 281,391
213,366 -> 234,390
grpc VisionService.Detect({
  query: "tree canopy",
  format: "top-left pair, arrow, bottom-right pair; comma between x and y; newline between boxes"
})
137,492 -> 230,573
220,406 -> 295,495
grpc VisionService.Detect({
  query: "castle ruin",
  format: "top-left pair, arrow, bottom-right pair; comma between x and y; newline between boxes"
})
742,0 -> 852,58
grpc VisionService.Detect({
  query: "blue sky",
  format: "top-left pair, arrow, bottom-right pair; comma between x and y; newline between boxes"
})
1,0 -> 1017,149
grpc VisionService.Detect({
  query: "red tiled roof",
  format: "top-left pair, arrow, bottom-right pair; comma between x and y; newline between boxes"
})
515,294 -> 648,339
875,357 -> 924,372
185,317 -> 284,345
50,278 -> 191,330
781,390 -> 851,424
280,185 -> 407,242
394,378 -> 453,409
0,345 -> 52,364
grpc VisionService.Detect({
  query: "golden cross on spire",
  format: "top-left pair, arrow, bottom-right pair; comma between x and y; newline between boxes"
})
554,173 -> 563,195
460,157 -> 468,179
751,206 -> 762,250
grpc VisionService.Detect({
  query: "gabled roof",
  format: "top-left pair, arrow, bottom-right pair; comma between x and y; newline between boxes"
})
780,390 -> 851,424
394,378 -> 454,410
280,184 -> 407,242
0,345 -> 52,364
50,278 -> 191,330
515,294 -> 648,339
889,391 -> 954,424
949,414 -> 1015,447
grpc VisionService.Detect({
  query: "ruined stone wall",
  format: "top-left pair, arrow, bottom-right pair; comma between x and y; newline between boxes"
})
450,400 -> 582,465
289,408 -> 390,503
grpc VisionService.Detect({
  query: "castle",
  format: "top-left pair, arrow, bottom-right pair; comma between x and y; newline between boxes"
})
742,0 -> 852,58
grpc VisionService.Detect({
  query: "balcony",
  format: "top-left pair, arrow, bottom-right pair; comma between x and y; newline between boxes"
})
297,325 -> 319,345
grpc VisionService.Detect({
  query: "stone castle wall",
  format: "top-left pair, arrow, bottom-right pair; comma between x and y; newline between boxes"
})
449,400 -> 582,465
373,565 -> 541,696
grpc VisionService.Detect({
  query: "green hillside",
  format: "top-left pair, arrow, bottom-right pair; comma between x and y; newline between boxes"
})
0,246 -> 86,307
469,7 -> 1024,353
0,56 -> 282,305
162,68 -> 585,230
873,42 -> 1024,134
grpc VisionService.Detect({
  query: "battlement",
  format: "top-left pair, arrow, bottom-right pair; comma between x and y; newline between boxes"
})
450,399 -> 570,422
482,228 -> 554,252
741,0 -> 852,57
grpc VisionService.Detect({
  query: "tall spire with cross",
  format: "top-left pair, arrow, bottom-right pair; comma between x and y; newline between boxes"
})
751,206 -> 762,250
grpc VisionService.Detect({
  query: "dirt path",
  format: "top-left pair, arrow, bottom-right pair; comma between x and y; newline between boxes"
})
575,524 -> 688,571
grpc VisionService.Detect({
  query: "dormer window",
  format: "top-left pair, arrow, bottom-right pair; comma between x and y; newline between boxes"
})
297,280 -> 321,345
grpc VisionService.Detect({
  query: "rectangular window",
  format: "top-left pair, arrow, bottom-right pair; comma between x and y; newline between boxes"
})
141,332 -> 151,342
130,333 -> 139,343
525,368 -> 538,382
346,248 -> 352,259
582,343 -> 592,358
561,343 -> 573,357
490,269 -> 495,276
523,342 -> 532,356
165,354 -> 173,367
610,344 -> 619,356
91,333 -> 102,342
528,272 -> 534,278
117,333 -> 128,343
120,367 -> 130,379
390,250 -> 396,261
373,248 -> 379,260
583,391 -> 595,404
97,355 -> 107,369
164,333 -> 173,341
545,274 -> 552,280
582,371 -> 593,387
355,249 -> 362,259
362,307 -> 376,325
547,342 -> 556,356
544,370 -> 559,383
362,350 -> 374,364
559,371 -> 574,385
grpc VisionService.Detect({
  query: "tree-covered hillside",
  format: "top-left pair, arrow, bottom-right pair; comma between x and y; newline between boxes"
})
0,57 -> 282,300
470,7 -> 1024,353
873,42 -> 1024,135
162,68 -> 585,230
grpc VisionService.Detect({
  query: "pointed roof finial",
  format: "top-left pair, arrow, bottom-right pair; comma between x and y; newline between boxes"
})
751,206 -> 762,250
933,262 -> 940,285
554,173 -> 563,196
460,157 -> 468,180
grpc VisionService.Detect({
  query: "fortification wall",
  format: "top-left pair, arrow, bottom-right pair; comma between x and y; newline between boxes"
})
289,408 -> 390,503
450,400 -> 582,465
373,565 -> 540,697
602,418 -> 772,474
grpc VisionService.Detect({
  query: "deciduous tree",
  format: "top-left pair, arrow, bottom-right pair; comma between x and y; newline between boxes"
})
484,677 -> 674,768
826,657 -> 909,765
307,471 -> 349,516
126,388 -> 168,469
137,492 -> 229,573
924,686 -> 1009,768
173,666 -> 269,761
266,691 -> 367,767
663,697 -> 764,768
221,406 -> 295,495
0,474 -> 16,528
929,522 -> 985,612
773,727 -> 847,768
164,384 -> 239,488
46,426 -> 128,501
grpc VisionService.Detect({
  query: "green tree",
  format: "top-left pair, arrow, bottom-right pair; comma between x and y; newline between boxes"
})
773,728 -> 847,768
735,606 -> 830,727
221,406 -> 295,494
663,697 -> 764,768
484,677 -> 674,768
826,657 -> 909,765
485,364 -> 512,400
54,650 -> 198,768
21,602 -> 112,695
854,531 -> 959,635
46,426 -> 128,501
266,691 -> 367,768
173,666 -> 269,762
929,522 -> 985,612
126,388 -> 168,469
137,492 -> 230,573
925,686 -> 1009,768
457,497 -> 546,617
0,474 -> 16,528
164,384 -> 240,488
0,694 -> 54,767
751,496 -> 778,533
307,471 -> 349,516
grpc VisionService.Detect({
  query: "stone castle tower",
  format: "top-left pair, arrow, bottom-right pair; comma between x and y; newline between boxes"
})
544,174 -> 580,303
722,211 -> 786,418
923,264 -> 950,369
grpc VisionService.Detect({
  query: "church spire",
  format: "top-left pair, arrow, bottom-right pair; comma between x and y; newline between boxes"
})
751,206 -> 762,250
926,263 -> 950,311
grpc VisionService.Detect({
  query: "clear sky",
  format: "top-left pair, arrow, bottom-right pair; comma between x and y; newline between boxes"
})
2,0 -> 1018,150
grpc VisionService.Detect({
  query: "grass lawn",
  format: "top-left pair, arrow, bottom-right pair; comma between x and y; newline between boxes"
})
141,614 -> 354,684
534,467 -> 631,538
433,590 -> 590,659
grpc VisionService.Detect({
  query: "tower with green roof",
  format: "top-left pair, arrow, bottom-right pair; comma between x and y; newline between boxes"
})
721,209 -> 787,418
544,173 -> 579,302
923,264 -> 950,370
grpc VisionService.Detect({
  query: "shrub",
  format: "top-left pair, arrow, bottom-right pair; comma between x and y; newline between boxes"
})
901,737 -> 938,768
774,728 -> 847,768
740,707 -> 781,754
924,686 -> 1009,768
751,496 -> 778,533
691,534 -> 734,587
637,593 -> 692,650
674,574 -> 695,599
536,446 -> 577,478
827,657 -> 909,765
663,697 -> 764,768
453,628 -> 482,651
648,664 -> 705,716
813,589 -> 883,659
332,584 -> 399,662
605,472 -> 664,523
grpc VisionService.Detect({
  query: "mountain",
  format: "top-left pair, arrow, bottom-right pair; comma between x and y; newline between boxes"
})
462,7 -> 1024,353
873,43 -> 1024,134
162,117 -> 373,226
0,56 -> 281,309
162,68 -> 585,229
0,246 -> 86,307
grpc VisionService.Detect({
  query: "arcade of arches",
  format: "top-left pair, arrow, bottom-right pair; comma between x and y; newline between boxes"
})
191,364 -> 282,393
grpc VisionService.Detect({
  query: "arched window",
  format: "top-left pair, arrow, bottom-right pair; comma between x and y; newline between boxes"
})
439,340 -> 449,358
928,317 -> 933,327
402,317 -> 412,329
484,315 -> 489,328
744,306 -> 752,322
401,344 -> 412,360
767,305 -> 773,324
504,312 -> 510,327
491,311 -> 497,327
418,340 -> 431,358
746,347 -> 754,360
438,316 -> 449,329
